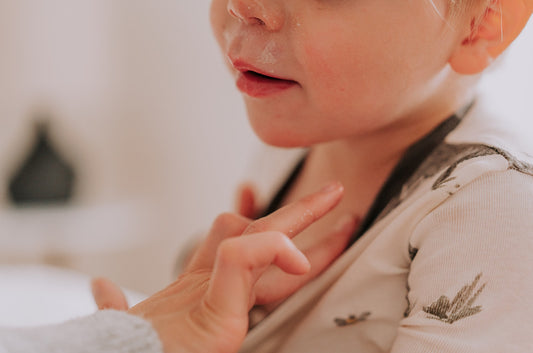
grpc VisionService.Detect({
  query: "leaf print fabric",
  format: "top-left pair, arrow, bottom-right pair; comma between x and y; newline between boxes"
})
423,273 -> 486,324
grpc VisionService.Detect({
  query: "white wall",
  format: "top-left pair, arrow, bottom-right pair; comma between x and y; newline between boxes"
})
478,18 -> 533,125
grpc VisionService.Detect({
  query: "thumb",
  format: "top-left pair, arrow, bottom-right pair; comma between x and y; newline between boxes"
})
91,277 -> 129,311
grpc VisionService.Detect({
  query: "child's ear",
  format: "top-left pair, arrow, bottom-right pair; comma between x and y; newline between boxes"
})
448,0 -> 533,75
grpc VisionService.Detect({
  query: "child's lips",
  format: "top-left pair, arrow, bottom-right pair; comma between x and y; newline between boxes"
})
231,59 -> 297,98
236,71 -> 297,98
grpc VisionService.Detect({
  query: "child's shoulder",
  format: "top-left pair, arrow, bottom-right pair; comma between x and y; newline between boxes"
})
420,99 -> 533,191
377,101 -> 533,225
439,99 -> 533,191
445,99 -> 533,165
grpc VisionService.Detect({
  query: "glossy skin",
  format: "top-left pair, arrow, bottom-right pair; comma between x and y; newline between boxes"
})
210,0 -> 475,149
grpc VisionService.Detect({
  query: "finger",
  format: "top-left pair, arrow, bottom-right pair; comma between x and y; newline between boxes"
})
235,182 -> 257,219
91,277 -> 129,311
186,213 -> 252,271
242,181 -> 344,238
254,215 -> 359,305
205,231 -> 310,318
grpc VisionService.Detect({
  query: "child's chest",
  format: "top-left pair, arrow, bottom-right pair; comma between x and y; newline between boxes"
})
241,219 -> 414,353
240,180 -> 435,353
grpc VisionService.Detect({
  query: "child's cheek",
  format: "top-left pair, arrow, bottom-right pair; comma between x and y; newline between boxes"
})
302,40 -> 349,95
300,38 -> 374,118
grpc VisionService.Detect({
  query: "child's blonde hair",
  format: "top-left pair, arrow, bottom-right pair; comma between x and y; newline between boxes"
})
449,0 -> 493,17
431,0 -> 493,27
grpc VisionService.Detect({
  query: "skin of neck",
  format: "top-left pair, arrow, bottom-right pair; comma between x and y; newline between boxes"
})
293,69 -> 479,216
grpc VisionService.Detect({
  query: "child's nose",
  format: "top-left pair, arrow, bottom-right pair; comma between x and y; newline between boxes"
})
227,0 -> 284,31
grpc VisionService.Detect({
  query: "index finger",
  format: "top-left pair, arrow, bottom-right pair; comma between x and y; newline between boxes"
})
242,181 -> 344,238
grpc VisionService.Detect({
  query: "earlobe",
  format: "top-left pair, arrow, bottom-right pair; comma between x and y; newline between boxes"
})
448,0 -> 532,75
448,39 -> 495,75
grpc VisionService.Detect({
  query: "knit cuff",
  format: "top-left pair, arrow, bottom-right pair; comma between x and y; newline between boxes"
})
0,310 -> 163,353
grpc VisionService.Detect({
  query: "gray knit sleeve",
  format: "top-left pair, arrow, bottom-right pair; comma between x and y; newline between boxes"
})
0,310 -> 163,353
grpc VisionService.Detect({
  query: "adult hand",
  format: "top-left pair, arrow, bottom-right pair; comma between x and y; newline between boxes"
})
93,181 -> 357,353
92,182 -> 261,312
186,181 -> 357,304
94,234 -> 310,353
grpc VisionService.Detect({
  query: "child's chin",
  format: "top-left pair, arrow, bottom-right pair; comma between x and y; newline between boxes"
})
253,128 -> 312,149
246,114 -> 318,148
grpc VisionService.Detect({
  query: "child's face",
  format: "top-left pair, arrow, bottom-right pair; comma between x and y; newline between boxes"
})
210,0 -> 467,147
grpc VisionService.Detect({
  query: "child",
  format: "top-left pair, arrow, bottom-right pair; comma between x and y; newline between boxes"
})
206,0 -> 533,352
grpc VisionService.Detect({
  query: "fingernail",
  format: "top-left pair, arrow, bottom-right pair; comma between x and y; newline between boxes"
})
320,181 -> 343,194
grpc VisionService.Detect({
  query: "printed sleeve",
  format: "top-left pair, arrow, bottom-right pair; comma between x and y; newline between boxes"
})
391,170 -> 533,353
0,310 -> 163,353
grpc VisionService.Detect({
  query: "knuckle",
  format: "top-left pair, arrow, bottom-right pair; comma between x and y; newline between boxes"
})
211,212 -> 250,236
296,197 -> 319,220
217,236 -> 263,268
244,219 -> 268,234
267,230 -> 287,241
266,231 -> 291,249
211,212 -> 239,231
217,238 -> 244,263
301,208 -> 319,224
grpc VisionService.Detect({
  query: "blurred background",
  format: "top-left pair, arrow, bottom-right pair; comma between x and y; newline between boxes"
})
0,1 -> 531,296
0,0 -> 261,294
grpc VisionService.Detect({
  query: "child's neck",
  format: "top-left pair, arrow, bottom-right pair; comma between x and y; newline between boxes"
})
284,99 -> 471,222
294,139 -> 403,222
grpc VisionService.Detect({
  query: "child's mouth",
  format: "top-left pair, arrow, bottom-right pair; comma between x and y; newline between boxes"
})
244,70 -> 280,81
236,70 -> 297,98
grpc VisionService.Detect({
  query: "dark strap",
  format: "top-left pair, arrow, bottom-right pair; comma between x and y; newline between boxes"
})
349,112 -> 464,245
